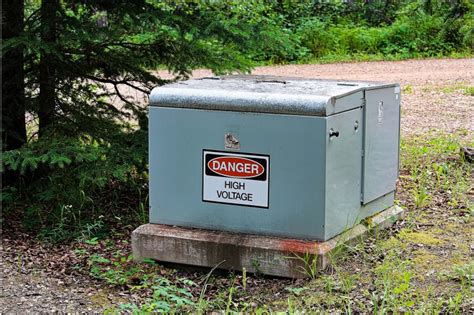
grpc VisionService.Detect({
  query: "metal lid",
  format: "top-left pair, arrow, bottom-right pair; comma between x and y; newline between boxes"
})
149,75 -> 397,116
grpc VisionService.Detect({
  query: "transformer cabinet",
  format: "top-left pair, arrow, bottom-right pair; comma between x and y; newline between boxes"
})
146,75 -> 400,241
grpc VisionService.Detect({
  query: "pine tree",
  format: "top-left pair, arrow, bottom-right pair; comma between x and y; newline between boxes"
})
3,1 -> 255,143
2,0 -> 27,150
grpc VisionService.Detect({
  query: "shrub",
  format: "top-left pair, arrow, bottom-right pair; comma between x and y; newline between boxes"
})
2,131 -> 148,242
294,1 -> 472,61
296,18 -> 336,58
382,14 -> 452,55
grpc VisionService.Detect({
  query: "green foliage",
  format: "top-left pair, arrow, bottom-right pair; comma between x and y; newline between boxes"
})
201,1 -> 306,63
373,254 -> 416,312
445,262 -> 474,290
263,1 -> 474,63
296,18 -> 335,58
2,1 -> 258,138
295,1 -> 472,62
84,247 -> 196,313
2,132 -> 148,241
88,252 -> 149,286
463,86 -> 474,96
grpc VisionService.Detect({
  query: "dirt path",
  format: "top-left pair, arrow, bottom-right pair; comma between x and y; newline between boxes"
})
1,236 -> 110,313
2,58 -> 473,313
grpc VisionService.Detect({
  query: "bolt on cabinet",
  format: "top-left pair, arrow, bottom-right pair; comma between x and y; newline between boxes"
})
149,76 -> 400,241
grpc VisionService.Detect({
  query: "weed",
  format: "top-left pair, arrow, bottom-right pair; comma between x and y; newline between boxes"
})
374,253 -> 415,312
412,182 -> 431,209
197,260 -> 226,312
89,241 -> 197,313
401,133 -> 472,213
432,162 -> 449,188
446,292 -> 463,314
289,250 -> 319,279
339,271 -> 358,293
119,277 -> 196,313
84,237 -> 99,246
286,287 -> 308,296
225,278 -> 237,314
445,262 -> 474,290
87,252 -> 158,287
73,248 -> 89,257
342,296 -> 353,314
463,86 -> 474,96
321,274 -> 336,294
440,85 -> 474,96
251,259 -> 262,275
286,297 -> 295,313
402,85 -> 414,94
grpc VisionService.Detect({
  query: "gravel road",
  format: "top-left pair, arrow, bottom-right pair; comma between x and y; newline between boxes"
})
1,58 -> 472,313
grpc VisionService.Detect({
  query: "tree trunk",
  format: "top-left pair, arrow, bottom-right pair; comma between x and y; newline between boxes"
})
423,0 -> 433,15
38,0 -> 59,137
2,0 -> 26,151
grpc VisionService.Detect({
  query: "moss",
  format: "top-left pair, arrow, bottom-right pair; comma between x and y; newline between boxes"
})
428,227 -> 444,235
449,252 -> 469,265
90,290 -> 127,308
379,236 -> 407,251
411,250 -> 442,270
302,292 -> 340,308
415,215 -> 433,225
398,229 -> 444,246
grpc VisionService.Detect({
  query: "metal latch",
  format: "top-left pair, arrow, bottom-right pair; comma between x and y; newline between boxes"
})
225,133 -> 240,150
329,128 -> 340,139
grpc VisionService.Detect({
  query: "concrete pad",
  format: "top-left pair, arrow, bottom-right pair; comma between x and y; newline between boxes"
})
132,206 -> 404,278
365,205 -> 406,232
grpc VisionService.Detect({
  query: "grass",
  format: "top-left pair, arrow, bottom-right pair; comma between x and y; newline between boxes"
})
25,130 -> 474,312
442,85 -> 474,96
253,51 -> 473,67
264,132 -> 470,312
298,51 -> 472,65
420,84 -> 474,96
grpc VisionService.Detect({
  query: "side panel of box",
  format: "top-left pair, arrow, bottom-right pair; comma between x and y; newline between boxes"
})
362,87 -> 400,204
324,107 -> 364,240
149,107 -> 327,240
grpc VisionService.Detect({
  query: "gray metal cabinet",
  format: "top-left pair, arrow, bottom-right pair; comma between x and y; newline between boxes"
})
149,76 -> 400,241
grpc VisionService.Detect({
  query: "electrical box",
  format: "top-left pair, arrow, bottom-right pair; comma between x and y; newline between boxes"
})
149,76 -> 400,241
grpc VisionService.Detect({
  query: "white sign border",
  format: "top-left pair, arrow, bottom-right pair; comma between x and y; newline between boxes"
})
202,149 -> 270,209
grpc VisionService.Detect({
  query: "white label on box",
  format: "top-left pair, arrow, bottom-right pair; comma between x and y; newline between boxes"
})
202,150 -> 269,208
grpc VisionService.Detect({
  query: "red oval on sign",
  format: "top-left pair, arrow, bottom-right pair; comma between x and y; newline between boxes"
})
208,157 -> 264,178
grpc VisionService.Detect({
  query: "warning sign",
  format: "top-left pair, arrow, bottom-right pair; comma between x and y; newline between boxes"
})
202,150 -> 269,208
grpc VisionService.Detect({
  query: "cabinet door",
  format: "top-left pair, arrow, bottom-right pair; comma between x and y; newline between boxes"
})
325,107 -> 363,240
362,87 -> 400,204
